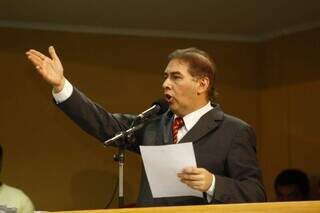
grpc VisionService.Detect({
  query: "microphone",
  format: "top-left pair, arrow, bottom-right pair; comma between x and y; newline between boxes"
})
135,99 -> 169,122
104,99 -> 169,146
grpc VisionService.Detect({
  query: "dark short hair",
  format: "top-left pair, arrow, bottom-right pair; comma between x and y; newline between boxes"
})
168,47 -> 217,102
274,169 -> 310,200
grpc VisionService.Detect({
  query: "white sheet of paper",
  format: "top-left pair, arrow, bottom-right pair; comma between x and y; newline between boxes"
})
139,142 -> 203,198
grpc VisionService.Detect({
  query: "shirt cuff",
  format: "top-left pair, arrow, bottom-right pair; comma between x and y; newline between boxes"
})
206,174 -> 216,202
52,79 -> 73,104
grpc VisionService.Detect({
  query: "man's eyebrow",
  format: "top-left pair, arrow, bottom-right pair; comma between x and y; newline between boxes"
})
164,70 -> 182,75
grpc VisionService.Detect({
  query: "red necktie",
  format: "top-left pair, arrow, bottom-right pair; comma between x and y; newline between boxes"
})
172,117 -> 184,144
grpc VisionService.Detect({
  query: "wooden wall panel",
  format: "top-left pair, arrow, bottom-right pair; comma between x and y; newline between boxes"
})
0,27 -> 259,211
259,28 -> 320,200
2,24 -> 319,210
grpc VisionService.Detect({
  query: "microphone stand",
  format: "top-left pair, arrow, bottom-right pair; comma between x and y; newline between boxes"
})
104,122 -> 144,208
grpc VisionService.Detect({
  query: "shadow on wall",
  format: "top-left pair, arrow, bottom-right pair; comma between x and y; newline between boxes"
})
71,169 -> 118,210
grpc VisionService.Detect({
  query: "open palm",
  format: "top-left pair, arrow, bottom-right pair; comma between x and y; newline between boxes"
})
26,46 -> 65,91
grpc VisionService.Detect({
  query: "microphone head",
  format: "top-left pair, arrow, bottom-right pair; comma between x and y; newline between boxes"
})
152,99 -> 169,115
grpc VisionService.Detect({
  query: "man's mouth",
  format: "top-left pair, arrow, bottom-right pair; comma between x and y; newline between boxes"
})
165,94 -> 174,103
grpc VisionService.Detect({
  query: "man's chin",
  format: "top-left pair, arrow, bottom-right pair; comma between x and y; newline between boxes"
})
169,104 -> 181,116
169,104 -> 177,113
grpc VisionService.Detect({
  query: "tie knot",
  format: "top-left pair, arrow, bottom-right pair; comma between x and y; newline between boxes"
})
173,117 -> 184,129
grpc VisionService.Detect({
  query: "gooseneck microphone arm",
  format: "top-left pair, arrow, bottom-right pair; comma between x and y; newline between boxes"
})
104,99 -> 168,146
103,123 -> 143,146
103,99 -> 168,208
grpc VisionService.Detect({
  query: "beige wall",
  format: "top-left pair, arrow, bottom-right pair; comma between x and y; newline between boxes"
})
0,26 -> 319,210
258,28 -> 320,200
0,28 -> 259,211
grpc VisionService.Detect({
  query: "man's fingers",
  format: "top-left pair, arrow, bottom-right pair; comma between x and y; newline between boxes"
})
182,180 -> 203,188
26,53 -> 49,77
27,49 -> 49,61
178,173 -> 203,181
27,54 -> 42,67
34,65 -> 46,77
178,167 -> 213,192
48,46 -> 59,61
185,181 -> 202,187
182,167 -> 203,174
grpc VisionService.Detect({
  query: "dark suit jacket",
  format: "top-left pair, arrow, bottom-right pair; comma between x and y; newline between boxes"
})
57,87 -> 266,206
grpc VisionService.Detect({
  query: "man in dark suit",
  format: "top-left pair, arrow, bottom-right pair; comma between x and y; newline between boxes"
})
26,46 -> 266,206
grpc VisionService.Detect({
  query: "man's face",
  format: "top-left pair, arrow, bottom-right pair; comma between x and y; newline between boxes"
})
275,184 -> 304,201
162,59 -> 201,116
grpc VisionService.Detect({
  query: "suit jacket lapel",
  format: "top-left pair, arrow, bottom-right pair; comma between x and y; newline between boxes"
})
160,110 -> 174,145
179,106 -> 224,143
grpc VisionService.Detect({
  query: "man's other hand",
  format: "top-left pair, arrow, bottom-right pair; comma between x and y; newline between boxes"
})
178,167 -> 213,192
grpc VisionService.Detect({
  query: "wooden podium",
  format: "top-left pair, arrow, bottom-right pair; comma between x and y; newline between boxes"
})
54,201 -> 320,213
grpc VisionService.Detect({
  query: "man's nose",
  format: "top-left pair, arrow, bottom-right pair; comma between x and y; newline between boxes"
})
162,78 -> 170,89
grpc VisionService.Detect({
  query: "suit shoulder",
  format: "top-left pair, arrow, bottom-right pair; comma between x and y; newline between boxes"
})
221,113 -> 257,148
222,113 -> 252,131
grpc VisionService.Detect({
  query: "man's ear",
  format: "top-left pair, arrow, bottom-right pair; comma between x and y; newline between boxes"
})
197,76 -> 210,95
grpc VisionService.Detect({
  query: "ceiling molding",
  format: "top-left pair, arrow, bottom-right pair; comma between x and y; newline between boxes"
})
0,20 -> 319,43
258,21 -> 320,41
0,20 -> 261,42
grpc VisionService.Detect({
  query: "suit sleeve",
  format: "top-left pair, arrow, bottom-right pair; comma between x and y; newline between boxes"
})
56,87 -> 140,151
212,126 -> 267,203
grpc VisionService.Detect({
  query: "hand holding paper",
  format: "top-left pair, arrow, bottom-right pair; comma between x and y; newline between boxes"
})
139,142 -> 203,198
178,167 -> 213,192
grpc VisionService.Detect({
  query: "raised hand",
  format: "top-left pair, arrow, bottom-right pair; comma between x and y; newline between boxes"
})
26,46 -> 65,93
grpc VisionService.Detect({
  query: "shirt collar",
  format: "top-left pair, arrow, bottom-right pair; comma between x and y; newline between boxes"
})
175,102 -> 213,131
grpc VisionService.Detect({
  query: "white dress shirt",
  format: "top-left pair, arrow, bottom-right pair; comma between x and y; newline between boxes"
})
174,102 -> 215,202
52,79 -> 73,103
